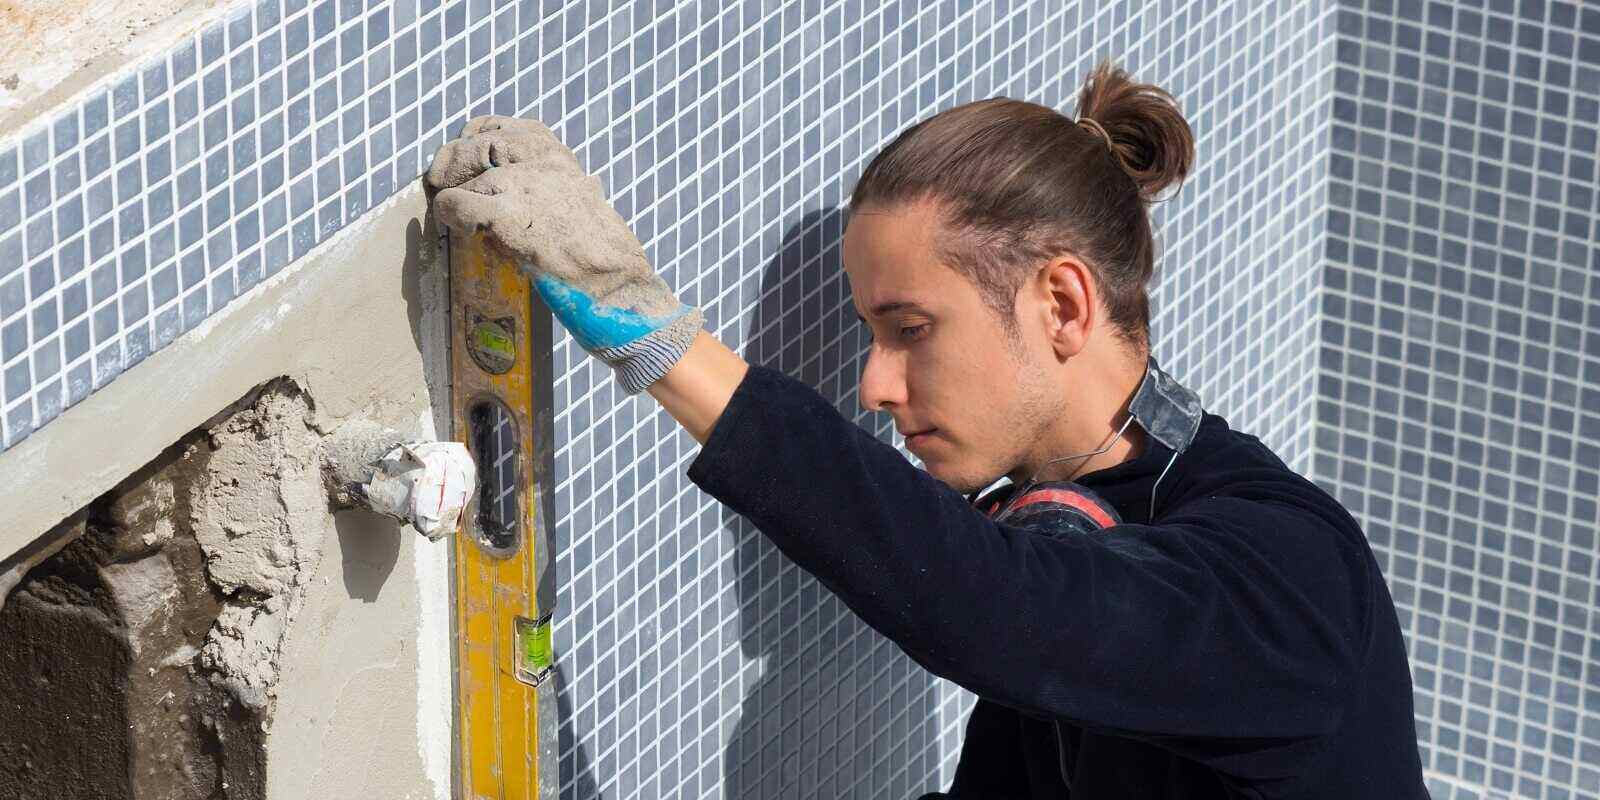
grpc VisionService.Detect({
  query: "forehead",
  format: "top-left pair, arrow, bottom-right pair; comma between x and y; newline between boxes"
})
842,201 -> 963,305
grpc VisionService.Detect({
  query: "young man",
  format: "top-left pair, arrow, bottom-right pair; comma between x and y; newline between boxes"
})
426,105 -> 1428,798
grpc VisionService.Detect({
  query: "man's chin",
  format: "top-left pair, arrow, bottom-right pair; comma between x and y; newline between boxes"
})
923,462 -> 994,496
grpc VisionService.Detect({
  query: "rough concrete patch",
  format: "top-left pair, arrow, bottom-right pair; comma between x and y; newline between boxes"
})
0,0 -> 231,137
190,377 -> 331,712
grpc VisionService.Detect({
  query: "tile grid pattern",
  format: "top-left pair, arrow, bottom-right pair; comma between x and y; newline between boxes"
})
4,0 -> 1598,797
1319,2 -> 1600,799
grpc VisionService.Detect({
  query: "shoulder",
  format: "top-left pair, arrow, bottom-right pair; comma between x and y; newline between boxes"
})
1161,413 -> 1380,659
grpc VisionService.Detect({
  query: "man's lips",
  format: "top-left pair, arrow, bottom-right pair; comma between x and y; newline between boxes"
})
903,428 -> 936,444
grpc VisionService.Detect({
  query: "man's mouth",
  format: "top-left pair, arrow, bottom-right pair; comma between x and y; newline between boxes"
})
903,428 -> 936,446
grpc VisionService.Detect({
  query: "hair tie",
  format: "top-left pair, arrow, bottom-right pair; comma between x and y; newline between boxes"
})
1077,116 -> 1113,151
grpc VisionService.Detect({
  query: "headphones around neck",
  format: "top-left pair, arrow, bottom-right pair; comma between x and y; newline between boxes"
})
978,480 -> 1123,538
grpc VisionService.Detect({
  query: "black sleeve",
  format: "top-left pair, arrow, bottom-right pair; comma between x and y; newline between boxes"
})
942,699 -> 1034,799
687,365 -> 1369,754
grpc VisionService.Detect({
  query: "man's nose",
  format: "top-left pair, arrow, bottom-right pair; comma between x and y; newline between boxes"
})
858,343 -> 907,413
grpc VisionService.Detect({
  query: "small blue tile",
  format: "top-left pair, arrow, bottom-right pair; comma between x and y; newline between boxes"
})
341,25 -> 364,66
342,104 -> 364,143
201,21 -> 227,65
173,122 -> 200,166
286,54 -> 311,99
0,273 -> 24,316
204,107 -> 229,154
147,181 -> 174,225
175,164 -> 203,207
53,154 -> 81,196
122,320 -> 149,366
56,195 -> 83,240
88,218 -> 115,263
151,262 -> 179,306
3,360 -> 30,404
120,281 -> 149,326
236,248 -> 262,293
1,320 -> 22,360
208,260 -> 236,306
25,215 -> 52,259
117,203 -> 145,245
61,279 -> 86,323
60,316 -> 91,371
115,161 -> 143,204
314,77 -> 338,116
230,48 -> 257,89
264,231 -> 289,276
172,40 -> 198,85
141,61 -> 169,103
149,222 -> 175,266
93,340 -> 124,388
55,235 -> 84,280
145,142 -> 172,185
20,131 -> 49,176
180,249 -> 205,289
82,92 -> 110,140
92,300 -> 119,343
25,256 -> 52,301
338,0 -> 361,23
152,304 -> 181,350
204,147 -> 229,191
313,0 -> 337,38
64,361 -> 91,407
203,64 -> 228,107
31,297 -> 57,338
53,113 -> 79,154
114,118 -> 142,163
180,285 -> 207,329
112,75 -> 140,119
232,91 -> 257,129
0,148 -> 15,188
84,136 -> 111,180
0,190 -> 17,235
288,135 -> 313,176
315,159 -> 339,201
255,0 -> 282,32
366,8 -> 390,48
231,169 -> 258,211
205,229 -> 232,269
315,118 -> 339,158
262,190 -> 287,234
259,72 -> 284,114
23,172 -> 48,215
227,5 -> 254,48
205,187 -> 232,231
144,99 -> 170,144
232,132 -> 257,173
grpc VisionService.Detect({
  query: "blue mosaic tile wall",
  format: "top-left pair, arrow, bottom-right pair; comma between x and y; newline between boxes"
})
1319,2 -> 1599,798
3,0 -> 1595,797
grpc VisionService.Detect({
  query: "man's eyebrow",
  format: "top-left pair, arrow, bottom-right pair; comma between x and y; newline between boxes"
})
856,300 -> 929,323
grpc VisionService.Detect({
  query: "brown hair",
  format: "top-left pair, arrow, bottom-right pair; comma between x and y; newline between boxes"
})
847,58 -> 1195,357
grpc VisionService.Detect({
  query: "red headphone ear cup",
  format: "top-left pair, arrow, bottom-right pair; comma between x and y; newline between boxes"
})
989,481 -> 1122,538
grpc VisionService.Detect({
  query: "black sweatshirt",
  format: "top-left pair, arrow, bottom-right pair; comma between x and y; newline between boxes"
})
685,365 -> 1429,799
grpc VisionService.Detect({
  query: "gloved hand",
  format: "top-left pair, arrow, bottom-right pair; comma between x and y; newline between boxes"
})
427,115 -> 703,394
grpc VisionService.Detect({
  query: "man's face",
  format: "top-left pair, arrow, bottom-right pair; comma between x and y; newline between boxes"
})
842,200 -> 1061,494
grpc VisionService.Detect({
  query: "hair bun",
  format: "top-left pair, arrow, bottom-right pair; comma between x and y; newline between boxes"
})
1073,59 -> 1195,203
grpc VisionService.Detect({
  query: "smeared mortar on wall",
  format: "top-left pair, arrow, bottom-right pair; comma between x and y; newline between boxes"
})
190,377 -> 329,712
0,374 -> 343,798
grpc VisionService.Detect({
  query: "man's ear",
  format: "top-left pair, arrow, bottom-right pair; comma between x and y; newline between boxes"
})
1039,254 -> 1094,360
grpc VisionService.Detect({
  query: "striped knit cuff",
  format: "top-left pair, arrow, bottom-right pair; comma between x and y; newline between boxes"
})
592,305 -> 705,394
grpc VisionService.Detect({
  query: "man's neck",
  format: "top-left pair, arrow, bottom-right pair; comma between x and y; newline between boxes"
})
1009,353 -> 1150,485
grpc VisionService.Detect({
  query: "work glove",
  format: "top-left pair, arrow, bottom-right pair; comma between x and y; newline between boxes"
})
427,115 -> 703,394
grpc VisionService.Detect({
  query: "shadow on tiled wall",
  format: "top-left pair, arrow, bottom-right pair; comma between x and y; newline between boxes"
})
721,208 -> 944,797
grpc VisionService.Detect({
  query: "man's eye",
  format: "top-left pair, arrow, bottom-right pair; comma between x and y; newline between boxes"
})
900,324 -> 929,341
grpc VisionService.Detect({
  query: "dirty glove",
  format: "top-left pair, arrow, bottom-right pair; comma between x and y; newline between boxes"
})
427,115 -> 703,395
